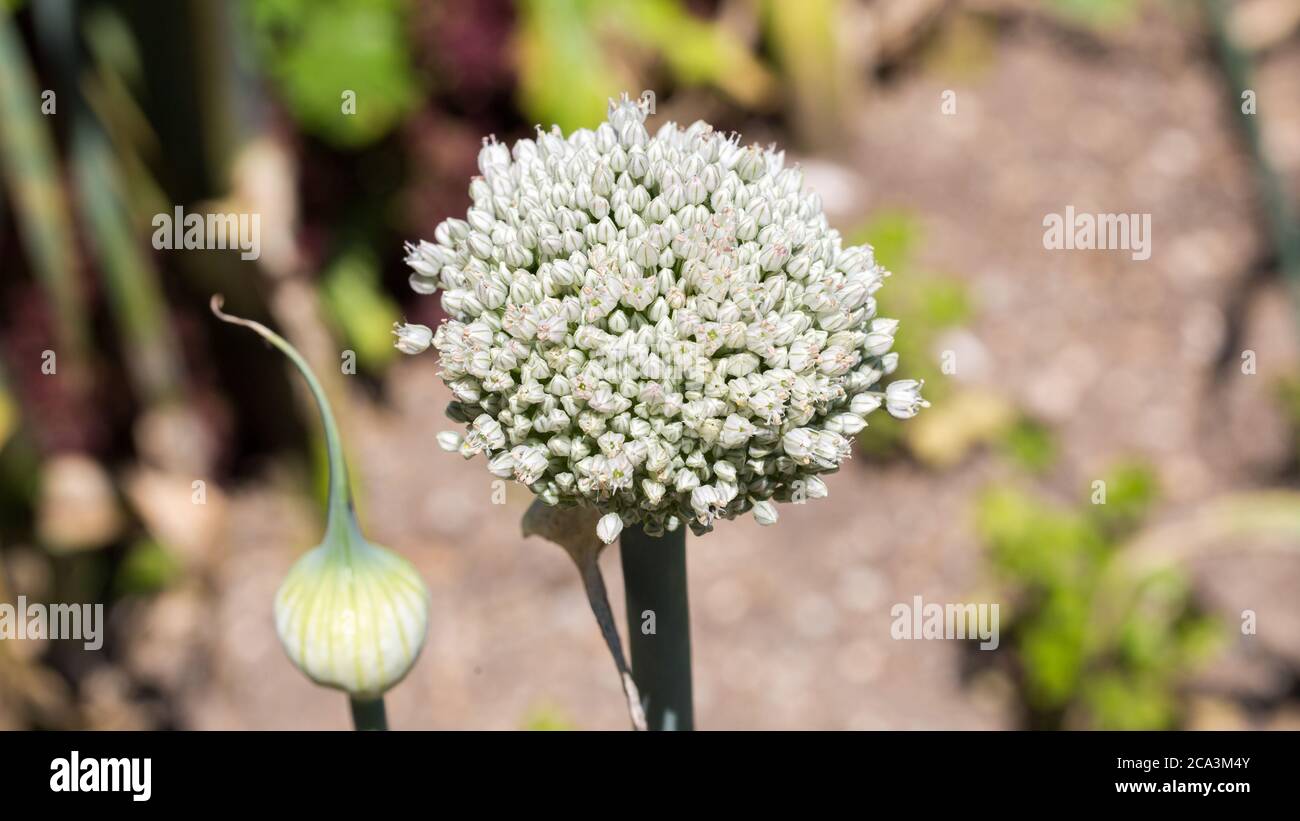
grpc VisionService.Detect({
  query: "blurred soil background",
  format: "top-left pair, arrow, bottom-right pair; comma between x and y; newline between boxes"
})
3,0 -> 1300,729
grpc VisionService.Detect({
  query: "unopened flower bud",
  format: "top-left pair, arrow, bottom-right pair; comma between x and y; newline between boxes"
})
885,379 -> 929,419
275,533 -> 429,699
393,323 -> 433,355
596,512 -> 624,544
212,298 -> 431,706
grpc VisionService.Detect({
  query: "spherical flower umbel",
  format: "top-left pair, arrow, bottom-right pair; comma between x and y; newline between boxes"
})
398,94 -> 928,543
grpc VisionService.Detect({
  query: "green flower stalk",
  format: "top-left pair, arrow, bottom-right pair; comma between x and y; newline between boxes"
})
621,524 -> 692,730
212,297 -> 429,729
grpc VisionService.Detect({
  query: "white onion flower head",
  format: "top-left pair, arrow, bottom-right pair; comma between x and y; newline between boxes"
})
401,95 -> 927,539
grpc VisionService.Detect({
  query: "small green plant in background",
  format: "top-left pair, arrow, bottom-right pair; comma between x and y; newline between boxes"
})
975,463 -> 1219,730
1000,418 -> 1058,475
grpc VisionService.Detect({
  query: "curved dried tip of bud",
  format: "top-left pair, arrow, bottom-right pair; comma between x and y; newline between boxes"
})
211,295 -> 431,699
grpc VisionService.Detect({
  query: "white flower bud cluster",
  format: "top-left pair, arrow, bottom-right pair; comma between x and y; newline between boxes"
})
399,95 -> 927,542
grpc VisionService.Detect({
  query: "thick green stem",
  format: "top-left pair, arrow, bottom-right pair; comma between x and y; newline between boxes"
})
620,524 -> 693,731
349,697 -> 387,731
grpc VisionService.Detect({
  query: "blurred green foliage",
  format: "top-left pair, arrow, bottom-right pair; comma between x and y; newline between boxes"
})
1045,0 -> 1142,30
0,9 -> 91,364
521,702 -> 578,731
977,463 -> 1219,729
851,209 -> 920,272
761,0 -> 843,147
246,0 -> 421,148
320,246 -> 400,372
115,539 -> 183,596
999,418 -> 1058,475
1274,376 -> 1300,468
516,0 -> 619,132
0,373 -> 15,454
919,11 -> 998,82
1091,462 -> 1158,534
516,0 -> 773,131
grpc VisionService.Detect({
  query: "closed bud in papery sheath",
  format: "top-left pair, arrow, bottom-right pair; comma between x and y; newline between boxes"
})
275,530 -> 429,699
212,298 -> 430,703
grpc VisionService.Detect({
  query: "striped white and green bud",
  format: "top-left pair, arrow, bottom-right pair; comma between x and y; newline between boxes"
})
213,298 -> 430,713
275,529 -> 429,699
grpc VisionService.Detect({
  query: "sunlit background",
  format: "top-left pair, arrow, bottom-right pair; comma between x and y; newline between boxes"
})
2,0 -> 1300,730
